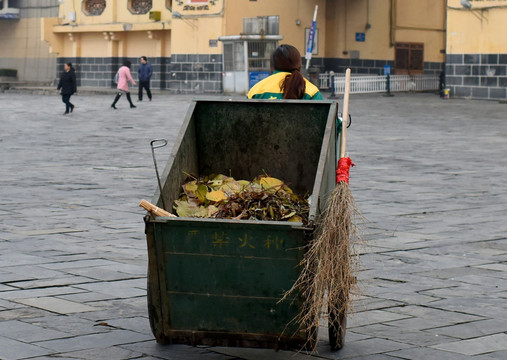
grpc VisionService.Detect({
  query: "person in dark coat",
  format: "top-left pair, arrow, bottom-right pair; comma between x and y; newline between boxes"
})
137,56 -> 153,101
57,62 -> 77,115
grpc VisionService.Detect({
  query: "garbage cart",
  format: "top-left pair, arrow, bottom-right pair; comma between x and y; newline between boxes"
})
144,99 -> 344,350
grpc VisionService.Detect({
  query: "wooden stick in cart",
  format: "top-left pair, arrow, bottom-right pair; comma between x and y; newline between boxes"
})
139,199 -> 176,217
340,68 -> 351,159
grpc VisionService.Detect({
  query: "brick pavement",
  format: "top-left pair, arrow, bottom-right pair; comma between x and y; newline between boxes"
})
0,90 -> 506,359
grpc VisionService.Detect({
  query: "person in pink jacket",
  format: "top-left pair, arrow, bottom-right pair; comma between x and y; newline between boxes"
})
111,60 -> 137,109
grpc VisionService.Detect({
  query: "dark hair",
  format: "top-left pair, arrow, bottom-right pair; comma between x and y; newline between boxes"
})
141,56 -> 147,61
272,44 -> 305,99
123,60 -> 131,68
65,62 -> 73,68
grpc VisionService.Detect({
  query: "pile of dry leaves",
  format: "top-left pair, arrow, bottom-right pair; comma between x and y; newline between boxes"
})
173,174 -> 309,224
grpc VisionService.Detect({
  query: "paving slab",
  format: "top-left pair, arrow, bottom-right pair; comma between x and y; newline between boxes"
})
0,320 -> 68,343
14,296 -> 99,314
314,337 -> 412,359
119,342 -> 240,359
387,347 -> 474,360
47,346 -> 144,360
347,309 -> 413,328
23,314 -> 111,336
429,318 -> 507,340
0,306 -> 55,321
431,333 -> 507,356
74,278 -> 147,298
0,337 -> 51,360
475,350 -> 507,360
352,323 -> 457,347
210,347 -> 324,360
104,316 -> 153,335
34,329 -> 152,353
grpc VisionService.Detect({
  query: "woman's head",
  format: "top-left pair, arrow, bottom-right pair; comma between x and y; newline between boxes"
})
123,60 -> 132,68
272,44 -> 305,99
64,62 -> 72,71
272,44 -> 302,73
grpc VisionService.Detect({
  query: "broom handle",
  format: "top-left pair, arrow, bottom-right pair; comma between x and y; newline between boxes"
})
139,199 -> 176,217
339,68 -> 351,159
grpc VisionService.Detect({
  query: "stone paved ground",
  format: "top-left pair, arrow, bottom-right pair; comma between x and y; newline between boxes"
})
0,90 -> 506,359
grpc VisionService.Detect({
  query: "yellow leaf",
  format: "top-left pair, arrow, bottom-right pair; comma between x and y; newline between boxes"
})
206,190 -> 228,203
220,181 -> 242,195
208,179 -> 223,190
237,180 -> 250,189
182,180 -> 207,205
194,206 -> 209,217
245,182 -> 263,193
207,205 -> 219,217
282,184 -> 294,194
281,210 -> 297,219
288,215 -> 304,223
174,200 -> 210,218
173,200 -> 197,217
212,174 -> 228,180
183,181 -> 198,195
196,184 -> 208,204
259,176 -> 284,192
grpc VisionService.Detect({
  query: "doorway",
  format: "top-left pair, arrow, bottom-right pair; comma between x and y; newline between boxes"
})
395,42 -> 424,75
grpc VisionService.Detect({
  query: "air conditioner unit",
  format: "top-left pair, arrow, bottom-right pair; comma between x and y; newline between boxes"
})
149,11 -> 161,21
242,16 -> 279,35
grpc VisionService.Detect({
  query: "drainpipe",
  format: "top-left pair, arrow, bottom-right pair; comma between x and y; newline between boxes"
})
390,0 -> 396,47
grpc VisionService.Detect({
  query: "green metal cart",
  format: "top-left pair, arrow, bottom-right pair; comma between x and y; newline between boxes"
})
144,99 -> 346,350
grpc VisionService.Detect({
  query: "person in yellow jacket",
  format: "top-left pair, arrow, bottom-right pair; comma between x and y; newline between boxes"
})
247,44 -> 323,100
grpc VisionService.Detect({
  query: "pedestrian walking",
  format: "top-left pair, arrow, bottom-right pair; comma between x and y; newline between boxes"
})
247,44 -> 323,100
111,60 -> 137,109
57,62 -> 77,115
138,56 -> 153,101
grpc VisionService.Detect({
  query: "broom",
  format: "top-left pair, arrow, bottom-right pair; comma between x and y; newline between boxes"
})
281,68 -> 361,350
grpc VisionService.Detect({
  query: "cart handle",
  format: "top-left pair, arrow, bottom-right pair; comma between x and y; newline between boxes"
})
150,139 -> 168,211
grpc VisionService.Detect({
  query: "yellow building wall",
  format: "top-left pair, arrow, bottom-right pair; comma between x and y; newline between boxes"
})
396,0 -> 446,62
170,16 -> 223,54
47,0 -> 446,62
323,0 -> 445,63
447,0 -> 507,54
113,0 -> 225,55
47,0 -> 173,58
324,0 -> 393,60
0,18 -> 57,82
78,33 -> 110,56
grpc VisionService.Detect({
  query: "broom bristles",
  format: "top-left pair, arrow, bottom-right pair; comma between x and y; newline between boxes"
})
281,181 -> 362,350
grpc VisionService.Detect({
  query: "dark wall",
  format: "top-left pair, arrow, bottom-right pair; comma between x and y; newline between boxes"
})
57,54 -> 223,94
167,54 -> 223,94
446,53 -> 507,100
57,57 -> 169,89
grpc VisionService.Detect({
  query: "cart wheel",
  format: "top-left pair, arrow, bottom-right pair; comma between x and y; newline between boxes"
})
147,277 -> 156,336
328,304 -> 347,351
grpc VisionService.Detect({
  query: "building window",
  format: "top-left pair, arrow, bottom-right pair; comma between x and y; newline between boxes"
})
395,42 -> 424,75
128,0 -> 152,14
166,0 -> 172,11
82,0 -> 106,16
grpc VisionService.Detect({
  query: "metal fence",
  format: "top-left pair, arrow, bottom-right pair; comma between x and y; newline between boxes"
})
319,73 -> 439,95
